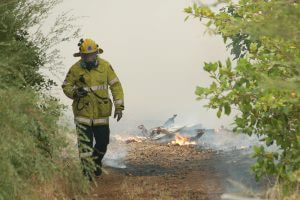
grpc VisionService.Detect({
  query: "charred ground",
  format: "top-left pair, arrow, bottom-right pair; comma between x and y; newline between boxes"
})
90,140 -> 270,200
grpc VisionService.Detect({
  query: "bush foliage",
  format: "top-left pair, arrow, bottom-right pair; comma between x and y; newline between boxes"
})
185,0 -> 300,195
0,0 -> 88,199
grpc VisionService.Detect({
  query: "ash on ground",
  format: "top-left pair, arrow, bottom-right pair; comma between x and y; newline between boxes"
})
96,116 -> 273,199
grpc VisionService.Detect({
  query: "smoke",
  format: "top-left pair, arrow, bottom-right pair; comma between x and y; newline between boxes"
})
102,134 -> 130,169
199,129 -> 263,151
196,128 -> 277,199
102,119 -> 167,169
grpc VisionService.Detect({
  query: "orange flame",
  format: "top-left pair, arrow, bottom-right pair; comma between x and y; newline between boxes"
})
170,133 -> 196,146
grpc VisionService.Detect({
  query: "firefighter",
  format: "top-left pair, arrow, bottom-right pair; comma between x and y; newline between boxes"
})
62,38 -> 124,179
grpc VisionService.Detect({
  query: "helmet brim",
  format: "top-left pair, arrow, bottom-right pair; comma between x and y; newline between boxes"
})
73,48 -> 103,57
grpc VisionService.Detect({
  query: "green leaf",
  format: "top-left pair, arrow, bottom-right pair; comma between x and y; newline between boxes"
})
193,3 -> 198,12
195,86 -> 207,98
250,42 -> 258,53
217,107 -> 222,118
266,138 -> 274,146
253,145 -> 264,154
218,61 -> 223,68
210,81 -> 217,90
236,58 -> 249,71
206,20 -> 213,27
211,63 -> 218,72
184,7 -> 193,14
224,103 -> 231,115
235,117 -> 247,128
226,58 -> 232,70
184,15 -> 190,22
203,62 -> 218,72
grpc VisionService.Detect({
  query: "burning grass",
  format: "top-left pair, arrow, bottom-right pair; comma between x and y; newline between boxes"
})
169,133 -> 196,146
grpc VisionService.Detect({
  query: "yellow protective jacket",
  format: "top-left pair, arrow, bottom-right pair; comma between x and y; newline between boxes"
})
62,57 -> 124,126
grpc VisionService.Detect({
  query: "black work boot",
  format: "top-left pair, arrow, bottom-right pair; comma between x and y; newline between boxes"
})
94,164 -> 102,177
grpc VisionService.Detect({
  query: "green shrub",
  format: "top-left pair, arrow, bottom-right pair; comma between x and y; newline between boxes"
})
0,0 -> 89,199
0,89 -> 89,199
185,0 -> 300,195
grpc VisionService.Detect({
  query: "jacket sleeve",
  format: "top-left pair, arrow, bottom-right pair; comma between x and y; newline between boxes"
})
107,65 -> 124,110
62,67 -> 76,99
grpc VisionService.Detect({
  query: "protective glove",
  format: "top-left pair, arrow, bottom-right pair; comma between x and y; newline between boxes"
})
114,109 -> 123,122
73,87 -> 88,99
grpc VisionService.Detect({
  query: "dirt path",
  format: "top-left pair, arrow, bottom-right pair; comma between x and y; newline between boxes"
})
90,141 -> 267,200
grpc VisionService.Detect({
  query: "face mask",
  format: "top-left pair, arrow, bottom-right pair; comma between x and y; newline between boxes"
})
81,53 -> 98,70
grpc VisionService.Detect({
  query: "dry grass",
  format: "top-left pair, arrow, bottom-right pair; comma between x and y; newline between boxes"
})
265,170 -> 299,200
28,170 -> 91,200
118,177 -> 190,200
265,183 -> 299,200
25,148 -> 90,200
29,177 -> 71,200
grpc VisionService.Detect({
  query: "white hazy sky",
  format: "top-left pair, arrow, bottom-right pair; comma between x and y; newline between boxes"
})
46,0 -> 234,132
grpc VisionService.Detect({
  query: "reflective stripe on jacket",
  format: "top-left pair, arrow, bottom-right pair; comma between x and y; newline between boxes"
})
62,57 -> 124,126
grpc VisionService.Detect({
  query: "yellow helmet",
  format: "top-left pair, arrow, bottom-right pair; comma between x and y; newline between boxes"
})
73,38 -> 103,57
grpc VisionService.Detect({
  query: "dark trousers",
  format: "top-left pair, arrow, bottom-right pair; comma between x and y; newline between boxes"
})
76,123 -> 110,174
